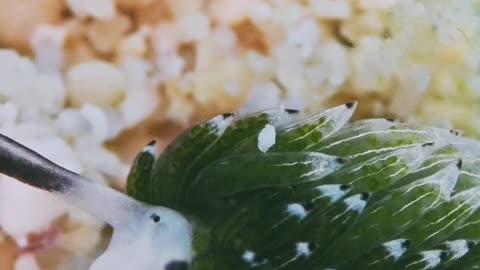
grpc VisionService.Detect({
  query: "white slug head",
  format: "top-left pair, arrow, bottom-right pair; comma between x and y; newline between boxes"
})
0,134 -> 194,270
90,203 -> 193,270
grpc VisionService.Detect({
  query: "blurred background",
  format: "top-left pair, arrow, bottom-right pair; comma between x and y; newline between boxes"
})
0,0 -> 479,269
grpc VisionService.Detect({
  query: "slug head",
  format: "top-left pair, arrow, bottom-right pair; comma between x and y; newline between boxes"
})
90,204 -> 192,270
0,134 -> 193,270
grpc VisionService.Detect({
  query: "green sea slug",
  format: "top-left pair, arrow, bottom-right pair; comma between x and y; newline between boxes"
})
1,102 -> 480,270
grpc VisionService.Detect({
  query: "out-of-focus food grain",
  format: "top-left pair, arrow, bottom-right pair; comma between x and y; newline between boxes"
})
0,0 -> 64,53
66,60 -> 127,107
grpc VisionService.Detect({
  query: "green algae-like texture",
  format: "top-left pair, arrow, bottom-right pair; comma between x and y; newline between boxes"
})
127,102 -> 480,270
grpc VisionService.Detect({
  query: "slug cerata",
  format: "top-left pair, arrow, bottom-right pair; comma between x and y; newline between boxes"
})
1,102 -> 480,270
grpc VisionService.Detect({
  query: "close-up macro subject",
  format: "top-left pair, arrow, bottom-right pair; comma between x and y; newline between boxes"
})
1,0 -> 480,270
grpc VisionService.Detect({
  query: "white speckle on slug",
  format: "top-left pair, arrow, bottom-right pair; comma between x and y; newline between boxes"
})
242,250 -> 256,263
402,163 -> 459,201
446,240 -> 469,260
315,184 -> 350,203
296,242 -> 312,257
416,250 -> 443,269
383,239 -> 409,260
210,114 -> 234,136
300,153 -> 343,179
142,143 -> 157,156
264,109 -> 302,127
320,102 -> 357,136
344,194 -> 368,213
453,187 -> 480,210
287,203 -> 307,219
257,124 -> 276,153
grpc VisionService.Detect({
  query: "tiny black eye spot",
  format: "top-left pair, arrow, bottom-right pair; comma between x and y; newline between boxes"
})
339,184 -> 350,191
151,214 -> 161,223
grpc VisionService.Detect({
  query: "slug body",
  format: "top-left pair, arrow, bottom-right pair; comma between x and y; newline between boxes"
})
128,102 -> 480,269
3,102 -> 480,269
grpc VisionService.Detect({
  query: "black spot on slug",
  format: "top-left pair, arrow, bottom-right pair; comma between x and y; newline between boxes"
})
222,113 -> 235,119
402,239 -> 411,249
467,240 -> 476,249
336,157 -> 347,164
150,214 -> 161,223
308,242 -> 319,250
386,118 -> 396,122
439,251 -> 449,260
345,102 -> 355,109
422,142 -> 435,147
147,140 -> 156,146
165,260 -> 189,270
360,192 -> 370,201
285,109 -> 300,114
457,159 -> 463,169
450,129 -> 463,136
339,184 -> 350,191
302,202 -> 315,211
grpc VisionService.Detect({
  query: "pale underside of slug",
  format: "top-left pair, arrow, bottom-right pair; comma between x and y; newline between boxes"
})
128,101 -> 480,270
